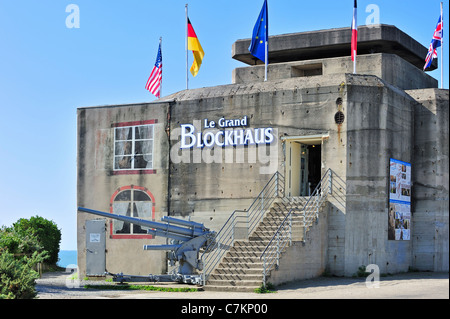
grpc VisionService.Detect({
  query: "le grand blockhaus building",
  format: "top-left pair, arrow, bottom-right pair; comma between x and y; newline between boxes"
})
77,25 -> 448,288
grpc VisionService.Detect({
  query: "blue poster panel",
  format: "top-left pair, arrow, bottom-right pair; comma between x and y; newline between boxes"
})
388,159 -> 411,241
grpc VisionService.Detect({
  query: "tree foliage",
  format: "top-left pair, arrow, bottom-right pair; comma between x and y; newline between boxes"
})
12,216 -> 61,265
0,249 -> 48,299
0,216 -> 60,299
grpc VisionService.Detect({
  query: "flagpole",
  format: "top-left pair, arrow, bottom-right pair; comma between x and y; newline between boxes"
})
352,0 -> 357,74
265,40 -> 268,81
264,0 -> 269,82
159,37 -> 162,97
185,4 -> 189,90
440,1 -> 444,89
354,0 -> 357,75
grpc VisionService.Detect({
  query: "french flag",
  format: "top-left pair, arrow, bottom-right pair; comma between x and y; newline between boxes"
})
351,0 -> 358,63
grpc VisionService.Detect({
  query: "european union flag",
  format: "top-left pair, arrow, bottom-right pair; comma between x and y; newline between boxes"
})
249,0 -> 268,63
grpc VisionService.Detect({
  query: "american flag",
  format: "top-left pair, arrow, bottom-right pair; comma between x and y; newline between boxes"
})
145,42 -> 162,98
424,15 -> 443,71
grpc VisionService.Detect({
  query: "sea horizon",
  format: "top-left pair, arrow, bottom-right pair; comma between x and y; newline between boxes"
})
57,250 -> 78,269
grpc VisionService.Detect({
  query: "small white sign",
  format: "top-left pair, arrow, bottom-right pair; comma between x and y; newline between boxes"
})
90,233 -> 101,243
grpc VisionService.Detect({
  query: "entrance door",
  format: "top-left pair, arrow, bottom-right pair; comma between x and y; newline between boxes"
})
286,140 -> 322,197
300,144 -> 309,196
85,219 -> 106,276
286,141 -> 301,197
307,144 -> 322,193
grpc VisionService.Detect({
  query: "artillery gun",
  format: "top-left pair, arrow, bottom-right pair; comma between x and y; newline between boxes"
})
78,207 -> 216,285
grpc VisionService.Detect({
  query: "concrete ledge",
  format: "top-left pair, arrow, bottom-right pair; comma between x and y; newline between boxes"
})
232,24 -> 436,71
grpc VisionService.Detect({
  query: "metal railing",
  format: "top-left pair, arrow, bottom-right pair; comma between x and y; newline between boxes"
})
260,169 -> 333,286
200,172 -> 285,285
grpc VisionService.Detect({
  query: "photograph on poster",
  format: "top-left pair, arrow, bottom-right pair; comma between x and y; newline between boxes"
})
388,159 -> 411,241
388,201 -> 411,240
389,159 -> 412,203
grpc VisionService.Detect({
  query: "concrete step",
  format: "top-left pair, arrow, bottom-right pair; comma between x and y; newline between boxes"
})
253,225 -> 282,232
206,279 -> 262,287
247,238 -> 271,246
217,262 -> 264,269
254,224 -> 305,231
268,207 -> 303,214
213,267 -> 263,275
256,222 -> 304,231
202,285 -> 259,292
209,273 -> 262,281
234,240 -> 266,247
222,255 -> 262,263
263,213 -> 305,222
248,238 -> 275,245
230,244 -> 266,252
274,199 -> 308,207
226,250 -> 262,258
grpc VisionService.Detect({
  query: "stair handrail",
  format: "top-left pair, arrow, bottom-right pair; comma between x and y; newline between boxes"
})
200,171 -> 285,285
260,206 -> 300,286
259,169 -> 333,286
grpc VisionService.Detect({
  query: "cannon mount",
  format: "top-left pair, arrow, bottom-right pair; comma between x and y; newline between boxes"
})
78,207 -> 216,285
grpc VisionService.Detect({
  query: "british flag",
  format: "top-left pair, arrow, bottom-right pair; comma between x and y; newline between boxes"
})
424,16 -> 443,71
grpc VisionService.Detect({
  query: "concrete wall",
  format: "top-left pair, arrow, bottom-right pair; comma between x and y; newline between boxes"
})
77,102 -> 171,278
408,89 -> 449,272
165,74 -> 349,231
77,73 -> 350,278
268,203 -> 329,286
343,74 -> 416,276
233,53 -> 437,90
232,25 -> 435,70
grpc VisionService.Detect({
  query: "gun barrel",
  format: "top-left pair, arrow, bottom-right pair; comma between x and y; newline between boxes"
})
147,229 -> 192,242
143,244 -> 182,251
78,207 -> 206,238
161,216 -> 205,230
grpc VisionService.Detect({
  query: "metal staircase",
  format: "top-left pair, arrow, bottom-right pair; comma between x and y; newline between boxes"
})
200,172 -> 285,291
200,169 -> 334,292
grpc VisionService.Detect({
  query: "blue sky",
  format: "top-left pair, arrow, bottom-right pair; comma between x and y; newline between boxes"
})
0,0 -> 448,250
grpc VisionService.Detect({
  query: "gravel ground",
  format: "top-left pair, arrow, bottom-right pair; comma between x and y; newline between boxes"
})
35,270 -> 449,299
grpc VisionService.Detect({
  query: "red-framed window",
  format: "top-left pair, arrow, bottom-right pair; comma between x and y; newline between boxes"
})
112,120 -> 158,175
109,185 -> 156,239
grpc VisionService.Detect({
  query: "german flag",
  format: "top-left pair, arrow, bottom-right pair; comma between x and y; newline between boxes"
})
187,18 -> 204,77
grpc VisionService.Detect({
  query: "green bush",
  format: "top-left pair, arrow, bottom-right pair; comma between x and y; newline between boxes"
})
0,216 -> 60,299
0,249 -> 48,299
0,225 -> 43,256
254,282 -> 276,293
12,216 -> 61,265
355,265 -> 370,277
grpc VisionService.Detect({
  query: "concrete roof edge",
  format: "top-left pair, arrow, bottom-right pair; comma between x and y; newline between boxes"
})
162,74 -> 349,102
345,73 -> 420,101
77,99 -> 176,111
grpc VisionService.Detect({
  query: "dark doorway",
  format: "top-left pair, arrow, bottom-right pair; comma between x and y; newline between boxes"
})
307,144 -> 321,194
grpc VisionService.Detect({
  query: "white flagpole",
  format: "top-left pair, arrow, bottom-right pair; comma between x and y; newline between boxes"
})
265,40 -> 268,81
264,0 -> 268,82
440,1 -> 444,89
354,1 -> 357,74
185,4 -> 189,90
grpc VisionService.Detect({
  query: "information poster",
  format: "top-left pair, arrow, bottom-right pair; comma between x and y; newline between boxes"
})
388,158 -> 411,241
